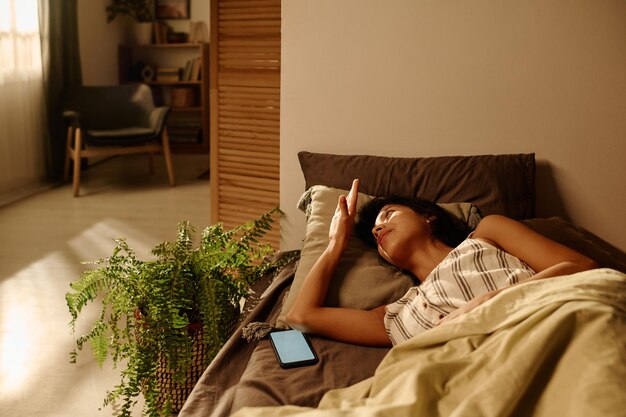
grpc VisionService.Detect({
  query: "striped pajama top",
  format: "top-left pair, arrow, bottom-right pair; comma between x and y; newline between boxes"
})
384,238 -> 535,345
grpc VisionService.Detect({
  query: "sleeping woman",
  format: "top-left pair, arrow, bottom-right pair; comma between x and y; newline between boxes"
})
285,179 -> 598,347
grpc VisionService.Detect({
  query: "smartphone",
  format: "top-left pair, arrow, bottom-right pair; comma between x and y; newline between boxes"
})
268,330 -> 319,369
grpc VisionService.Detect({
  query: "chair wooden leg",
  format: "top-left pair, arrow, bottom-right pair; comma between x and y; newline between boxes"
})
148,151 -> 155,174
72,129 -> 82,197
64,126 -> 73,181
161,128 -> 176,186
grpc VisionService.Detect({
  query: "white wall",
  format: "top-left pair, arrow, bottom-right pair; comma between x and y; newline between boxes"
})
281,0 -> 626,251
77,0 -> 210,85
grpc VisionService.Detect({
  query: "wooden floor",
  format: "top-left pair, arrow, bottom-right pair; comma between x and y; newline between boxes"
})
0,154 -> 211,417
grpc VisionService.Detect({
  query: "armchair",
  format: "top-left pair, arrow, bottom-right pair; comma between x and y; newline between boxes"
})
63,84 -> 176,196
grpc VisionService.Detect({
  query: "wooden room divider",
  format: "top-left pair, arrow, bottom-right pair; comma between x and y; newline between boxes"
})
209,0 -> 281,248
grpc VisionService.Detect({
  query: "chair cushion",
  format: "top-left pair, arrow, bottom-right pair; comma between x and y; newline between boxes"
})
85,127 -> 158,146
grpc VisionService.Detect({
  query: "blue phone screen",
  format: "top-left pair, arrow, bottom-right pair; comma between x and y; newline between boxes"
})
270,330 -> 315,363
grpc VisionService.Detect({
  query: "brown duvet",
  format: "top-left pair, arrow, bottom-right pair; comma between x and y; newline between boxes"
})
179,261 -> 390,417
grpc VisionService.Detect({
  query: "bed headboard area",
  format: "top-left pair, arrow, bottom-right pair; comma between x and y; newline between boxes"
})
298,151 -> 535,220
295,151 -> 626,273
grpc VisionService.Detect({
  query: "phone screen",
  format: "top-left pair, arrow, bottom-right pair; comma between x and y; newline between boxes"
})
268,330 -> 318,369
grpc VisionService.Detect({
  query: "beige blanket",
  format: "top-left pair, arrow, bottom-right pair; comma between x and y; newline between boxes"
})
233,268 -> 626,417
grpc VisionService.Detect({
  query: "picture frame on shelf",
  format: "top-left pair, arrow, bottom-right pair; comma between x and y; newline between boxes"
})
156,0 -> 190,20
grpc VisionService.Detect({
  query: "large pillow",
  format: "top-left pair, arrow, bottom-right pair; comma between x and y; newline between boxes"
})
275,185 -> 482,329
522,217 -> 626,273
298,151 -> 536,220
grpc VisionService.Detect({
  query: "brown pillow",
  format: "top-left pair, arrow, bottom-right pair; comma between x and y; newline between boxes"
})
522,217 -> 626,273
298,151 -> 536,220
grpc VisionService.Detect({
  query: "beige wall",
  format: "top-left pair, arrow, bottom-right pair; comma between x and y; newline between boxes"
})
280,0 -> 626,251
77,0 -> 210,85
78,0 -> 129,85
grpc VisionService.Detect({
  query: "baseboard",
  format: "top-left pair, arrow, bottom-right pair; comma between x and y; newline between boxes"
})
0,181 -> 60,208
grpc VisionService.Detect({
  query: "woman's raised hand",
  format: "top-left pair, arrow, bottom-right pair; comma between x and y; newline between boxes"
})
328,179 -> 360,250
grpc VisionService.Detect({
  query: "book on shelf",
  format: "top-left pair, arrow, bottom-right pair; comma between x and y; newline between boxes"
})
168,113 -> 202,143
190,57 -> 201,81
182,59 -> 193,81
157,67 -> 181,82
168,126 -> 202,144
169,136 -> 201,144
180,57 -> 202,82
169,124 -> 202,132
169,116 -> 201,127
153,21 -> 169,44
168,120 -> 201,129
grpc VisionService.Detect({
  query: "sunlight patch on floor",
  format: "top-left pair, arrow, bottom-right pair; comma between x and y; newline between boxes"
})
0,299 -> 35,395
0,154 -> 209,416
66,218 -> 169,262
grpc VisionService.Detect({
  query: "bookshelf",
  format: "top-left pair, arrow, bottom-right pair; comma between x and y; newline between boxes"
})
118,43 -> 209,153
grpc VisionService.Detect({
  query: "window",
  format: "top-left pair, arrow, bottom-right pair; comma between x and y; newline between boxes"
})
0,0 -> 42,84
0,0 -> 46,198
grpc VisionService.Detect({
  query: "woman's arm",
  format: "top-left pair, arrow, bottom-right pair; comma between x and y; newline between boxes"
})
286,239 -> 390,346
472,215 -> 598,277
285,180 -> 391,347
439,215 -> 598,324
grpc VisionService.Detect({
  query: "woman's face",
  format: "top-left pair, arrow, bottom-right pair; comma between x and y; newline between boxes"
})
372,204 -> 431,268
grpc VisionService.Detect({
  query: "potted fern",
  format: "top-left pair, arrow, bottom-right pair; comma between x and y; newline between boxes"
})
66,208 -> 297,417
106,0 -> 155,44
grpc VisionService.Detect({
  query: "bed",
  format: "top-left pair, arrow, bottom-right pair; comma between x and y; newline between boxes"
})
179,152 -> 626,417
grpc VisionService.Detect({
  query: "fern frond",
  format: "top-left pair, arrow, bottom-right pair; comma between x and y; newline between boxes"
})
66,269 -> 108,327
90,329 -> 109,367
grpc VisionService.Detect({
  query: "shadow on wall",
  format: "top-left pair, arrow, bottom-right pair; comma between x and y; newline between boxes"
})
535,160 -> 570,221
535,159 -> 626,263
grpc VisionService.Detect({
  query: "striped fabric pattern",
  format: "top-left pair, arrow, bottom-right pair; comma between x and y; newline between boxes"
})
384,238 -> 535,345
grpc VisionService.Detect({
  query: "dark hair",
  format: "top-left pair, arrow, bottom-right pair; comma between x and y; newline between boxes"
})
355,196 -> 470,249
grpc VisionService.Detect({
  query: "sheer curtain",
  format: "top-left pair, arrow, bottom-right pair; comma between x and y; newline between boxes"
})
0,0 -> 47,199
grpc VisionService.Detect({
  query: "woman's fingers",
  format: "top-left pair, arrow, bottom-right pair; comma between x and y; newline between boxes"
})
333,179 -> 359,224
335,194 -> 348,215
328,180 -> 360,245
346,179 -> 359,213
